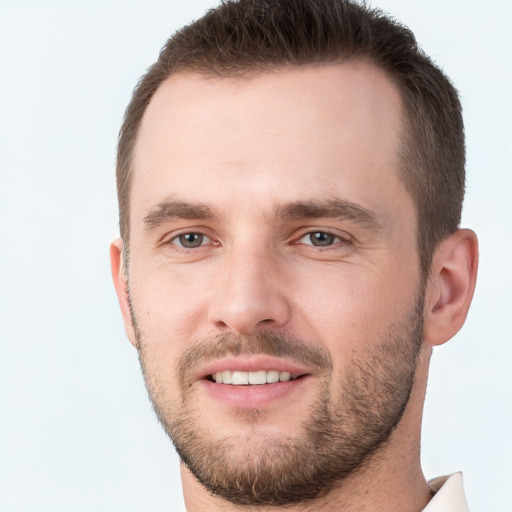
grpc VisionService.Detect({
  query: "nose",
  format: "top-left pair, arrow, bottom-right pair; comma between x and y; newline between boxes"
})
207,246 -> 291,334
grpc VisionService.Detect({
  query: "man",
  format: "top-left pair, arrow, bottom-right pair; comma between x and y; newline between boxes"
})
110,0 -> 478,510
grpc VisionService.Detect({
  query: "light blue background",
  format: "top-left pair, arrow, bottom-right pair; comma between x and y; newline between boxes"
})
1,1 -> 511,510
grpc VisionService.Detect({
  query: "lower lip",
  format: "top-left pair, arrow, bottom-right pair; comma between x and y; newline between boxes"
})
200,376 -> 310,409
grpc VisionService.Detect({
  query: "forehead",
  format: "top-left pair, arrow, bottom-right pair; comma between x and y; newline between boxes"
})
132,61 -> 406,219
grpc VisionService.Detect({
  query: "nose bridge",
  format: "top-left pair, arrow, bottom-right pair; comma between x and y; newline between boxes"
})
208,240 -> 290,334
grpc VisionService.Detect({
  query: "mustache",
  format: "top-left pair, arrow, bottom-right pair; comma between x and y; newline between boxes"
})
178,331 -> 333,385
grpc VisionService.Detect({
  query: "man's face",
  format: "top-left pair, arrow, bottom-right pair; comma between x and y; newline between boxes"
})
123,63 -> 425,504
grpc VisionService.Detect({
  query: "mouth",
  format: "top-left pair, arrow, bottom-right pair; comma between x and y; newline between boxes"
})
207,369 -> 304,385
197,355 -> 311,385
195,356 -> 312,408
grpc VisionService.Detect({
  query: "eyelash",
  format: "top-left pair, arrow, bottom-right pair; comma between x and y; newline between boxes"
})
294,230 -> 352,249
169,232 -> 216,249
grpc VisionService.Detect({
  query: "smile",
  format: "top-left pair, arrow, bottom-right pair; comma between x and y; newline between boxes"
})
197,357 -> 312,408
210,370 -> 301,385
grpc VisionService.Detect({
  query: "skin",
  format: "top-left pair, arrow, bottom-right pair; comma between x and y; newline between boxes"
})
111,61 -> 478,511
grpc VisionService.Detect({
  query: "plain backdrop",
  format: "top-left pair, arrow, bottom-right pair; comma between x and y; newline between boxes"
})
0,1 -> 511,511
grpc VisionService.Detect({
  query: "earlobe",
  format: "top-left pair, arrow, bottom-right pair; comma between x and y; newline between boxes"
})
423,229 -> 479,347
110,238 -> 138,347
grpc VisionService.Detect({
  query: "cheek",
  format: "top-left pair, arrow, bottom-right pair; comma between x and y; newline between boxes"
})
128,262 -> 211,348
290,262 -> 418,351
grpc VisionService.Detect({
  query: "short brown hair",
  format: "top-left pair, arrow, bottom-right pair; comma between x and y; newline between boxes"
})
116,0 -> 465,275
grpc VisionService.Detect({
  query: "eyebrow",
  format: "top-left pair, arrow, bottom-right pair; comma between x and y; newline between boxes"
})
143,200 -> 215,229
274,199 -> 381,231
143,198 -> 381,231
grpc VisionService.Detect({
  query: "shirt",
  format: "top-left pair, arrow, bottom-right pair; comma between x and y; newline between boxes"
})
423,472 -> 469,512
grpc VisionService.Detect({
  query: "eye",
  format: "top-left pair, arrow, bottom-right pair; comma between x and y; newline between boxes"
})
299,231 -> 342,247
171,232 -> 211,249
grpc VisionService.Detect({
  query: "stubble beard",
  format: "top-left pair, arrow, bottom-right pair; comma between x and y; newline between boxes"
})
132,296 -> 424,506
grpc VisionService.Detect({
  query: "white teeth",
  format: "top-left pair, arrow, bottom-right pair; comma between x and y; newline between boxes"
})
232,371 -> 249,385
249,370 -> 266,385
279,371 -> 291,382
266,370 -> 280,383
212,370 -> 297,385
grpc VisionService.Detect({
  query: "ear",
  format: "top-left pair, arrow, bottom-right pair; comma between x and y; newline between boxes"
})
423,229 -> 478,347
110,238 -> 138,348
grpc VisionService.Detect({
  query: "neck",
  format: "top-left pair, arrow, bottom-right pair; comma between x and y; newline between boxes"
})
182,348 -> 433,512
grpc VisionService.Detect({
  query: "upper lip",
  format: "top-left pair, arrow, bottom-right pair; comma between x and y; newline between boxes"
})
195,355 -> 312,381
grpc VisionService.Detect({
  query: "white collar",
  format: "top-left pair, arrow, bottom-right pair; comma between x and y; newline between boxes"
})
422,472 -> 469,512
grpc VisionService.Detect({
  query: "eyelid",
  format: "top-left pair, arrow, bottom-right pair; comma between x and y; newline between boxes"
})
171,232 -> 211,248
162,227 -> 219,248
293,228 -> 353,245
